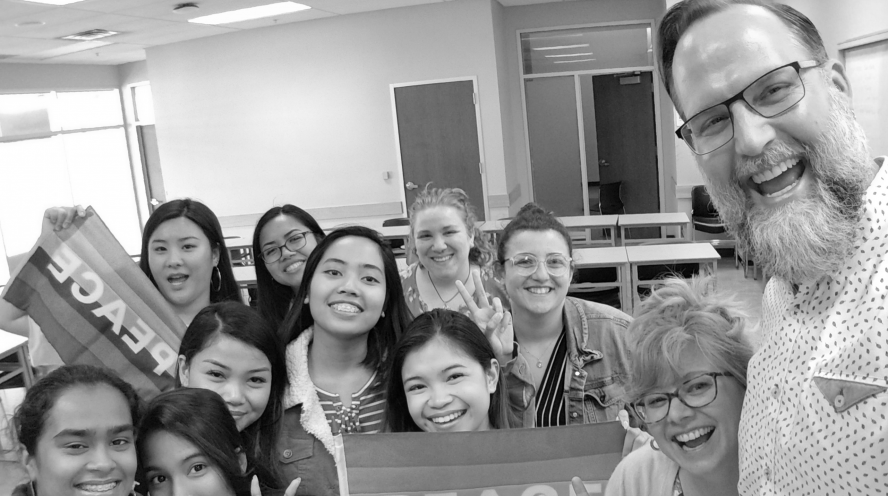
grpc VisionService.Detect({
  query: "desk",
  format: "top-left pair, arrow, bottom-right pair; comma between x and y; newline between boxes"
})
559,215 -> 619,247
0,330 -> 33,389
625,243 -> 720,308
571,247 -> 631,312
618,213 -> 691,245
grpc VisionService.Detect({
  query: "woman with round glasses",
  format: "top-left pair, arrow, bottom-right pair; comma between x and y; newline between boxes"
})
604,276 -> 753,496
465,203 -> 632,428
252,205 -> 326,329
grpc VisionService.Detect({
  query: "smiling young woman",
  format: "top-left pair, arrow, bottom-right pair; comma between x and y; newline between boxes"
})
400,186 -> 506,319
252,205 -> 326,329
13,365 -> 141,496
274,226 -> 411,496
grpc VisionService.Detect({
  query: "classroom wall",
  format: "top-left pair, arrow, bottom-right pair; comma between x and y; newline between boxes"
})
499,0 -> 674,215
146,0 -> 508,222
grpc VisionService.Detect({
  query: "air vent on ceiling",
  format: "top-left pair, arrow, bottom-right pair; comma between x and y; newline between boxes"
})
60,29 -> 119,41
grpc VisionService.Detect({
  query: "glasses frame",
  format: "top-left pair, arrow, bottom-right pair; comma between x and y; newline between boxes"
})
675,60 -> 821,155
261,231 -> 310,264
503,253 -> 573,277
632,371 -> 733,424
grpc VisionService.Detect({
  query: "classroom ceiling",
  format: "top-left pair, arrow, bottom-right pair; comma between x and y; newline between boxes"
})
0,0 -> 565,65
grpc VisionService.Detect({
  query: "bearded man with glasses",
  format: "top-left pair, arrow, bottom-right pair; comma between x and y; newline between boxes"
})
658,1 -> 888,494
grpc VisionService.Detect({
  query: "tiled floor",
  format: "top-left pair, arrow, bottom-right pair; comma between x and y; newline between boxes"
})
714,250 -> 767,346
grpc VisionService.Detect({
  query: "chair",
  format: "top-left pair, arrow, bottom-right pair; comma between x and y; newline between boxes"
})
382,217 -> 411,257
597,181 -> 625,215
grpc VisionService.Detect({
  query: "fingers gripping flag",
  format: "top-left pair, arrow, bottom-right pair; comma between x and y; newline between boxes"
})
1,207 -> 185,399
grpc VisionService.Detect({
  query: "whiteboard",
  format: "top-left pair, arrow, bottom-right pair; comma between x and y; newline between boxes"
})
843,38 -> 888,158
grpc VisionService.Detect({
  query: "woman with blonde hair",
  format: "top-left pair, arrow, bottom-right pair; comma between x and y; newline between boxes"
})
605,276 -> 754,496
400,186 -> 505,318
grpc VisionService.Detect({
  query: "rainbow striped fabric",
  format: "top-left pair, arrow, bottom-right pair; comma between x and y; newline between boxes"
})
1,207 -> 185,399
336,422 -> 625,496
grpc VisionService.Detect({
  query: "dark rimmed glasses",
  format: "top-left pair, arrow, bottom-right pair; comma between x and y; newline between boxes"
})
504,253 -> 572,277
261,231 -> 310,263
632,372 -> 733,424
676,60 -> 821,155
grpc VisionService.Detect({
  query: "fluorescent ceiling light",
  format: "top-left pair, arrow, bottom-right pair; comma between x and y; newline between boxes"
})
61,29 -> 118,41
532,44 -> 590,51
22,0 -> 85,4
553,58 -> 596,64
545,52 -> 593,58
189,2 -> 310,25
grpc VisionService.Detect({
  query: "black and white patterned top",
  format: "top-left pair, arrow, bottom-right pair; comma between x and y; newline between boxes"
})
738,157 -> 888,495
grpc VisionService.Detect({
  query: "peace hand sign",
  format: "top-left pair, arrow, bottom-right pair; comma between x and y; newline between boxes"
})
456,269 -> 514,365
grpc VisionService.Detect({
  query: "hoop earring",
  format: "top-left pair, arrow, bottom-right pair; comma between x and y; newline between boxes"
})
650,439 -> 660,451
213,265 -> 222,292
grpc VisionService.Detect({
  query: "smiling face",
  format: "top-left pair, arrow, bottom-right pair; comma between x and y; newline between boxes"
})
259,214 -> 319,290
25,385 -> 136,496
308,236 -> 387,341
412,206 -> 474,281
643,345 -> 744,478
178,334 -> 272,432
142,431 -> 235,496
148,217 -> 219,317
401,336 -> 498,433
671,5 -> 872,282
502,230 -> 572,318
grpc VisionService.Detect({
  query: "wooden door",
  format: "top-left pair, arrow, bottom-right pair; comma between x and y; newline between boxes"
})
525,76 -> 584,216
394,81 -> 485,220
591,72 -> 659,236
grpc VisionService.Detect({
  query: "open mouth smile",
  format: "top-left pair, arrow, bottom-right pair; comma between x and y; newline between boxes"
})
167,273 -> 188,287
429,410 -> 465,425
526,287 -> 553,294
749,157 -> 806,198
330,302 -> 362,314
672,426 -> 715,451
283,260 -> 304,273
75,481 -> 120,494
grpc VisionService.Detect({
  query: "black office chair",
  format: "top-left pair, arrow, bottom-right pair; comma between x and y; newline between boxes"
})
382,217 -> 410,257
691,185 -> 757,279
597,181 -> 625,215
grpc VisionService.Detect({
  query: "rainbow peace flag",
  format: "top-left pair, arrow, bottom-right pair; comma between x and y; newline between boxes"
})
336,422 -> 625,496
1,207 -> 185,399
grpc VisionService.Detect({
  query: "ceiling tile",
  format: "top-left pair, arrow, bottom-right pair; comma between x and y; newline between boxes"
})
44,40 -> 146,63
63,0 -> 170,14
218,7 -> 335,31
301,0 -> 441,15
0,7 -> 101,37
0,34 -> 70,55
109,19 -> 235,45
0,0 -> 54,21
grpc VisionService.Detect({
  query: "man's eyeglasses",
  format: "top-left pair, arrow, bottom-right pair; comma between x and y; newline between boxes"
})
676,60 -> 821,155
261,232 -> 310,263
632,372 -> 733,424
503,253 -> 572,277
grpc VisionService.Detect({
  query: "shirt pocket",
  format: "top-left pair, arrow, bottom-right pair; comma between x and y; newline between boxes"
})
276,433 -> 315,480
583,376 -> 626,422
812,376 -> 887,414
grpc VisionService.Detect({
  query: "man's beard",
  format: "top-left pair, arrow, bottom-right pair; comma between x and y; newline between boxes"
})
705,87 -> 872,284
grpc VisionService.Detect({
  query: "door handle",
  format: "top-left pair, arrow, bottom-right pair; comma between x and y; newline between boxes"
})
406,182 -> 419,190
599,159 -> 610,167
150,198 -> 160,206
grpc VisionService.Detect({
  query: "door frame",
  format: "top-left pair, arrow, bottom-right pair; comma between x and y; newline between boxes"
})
389,76 -> 490,219
518,20 -> 666,214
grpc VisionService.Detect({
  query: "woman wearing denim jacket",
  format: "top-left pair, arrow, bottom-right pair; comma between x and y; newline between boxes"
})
468,203 -> 632,428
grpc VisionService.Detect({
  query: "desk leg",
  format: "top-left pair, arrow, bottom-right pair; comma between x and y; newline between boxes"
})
631,263 -> 640,311
619,263 -> 632,314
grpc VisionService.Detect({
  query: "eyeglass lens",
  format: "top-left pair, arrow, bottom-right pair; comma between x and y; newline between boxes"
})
510,254 -> 571,276
635,373 -> 719,423
261,232 -> 307,263
681,64 -> 806,154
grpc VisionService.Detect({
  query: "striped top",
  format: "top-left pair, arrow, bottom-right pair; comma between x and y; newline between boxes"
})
534,330 -> 568,427
315,370 -> 386,434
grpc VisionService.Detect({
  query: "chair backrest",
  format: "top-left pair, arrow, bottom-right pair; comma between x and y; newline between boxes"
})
598,182 -> 624,215
691,185 -> 718,216
382,217 -> 411,227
